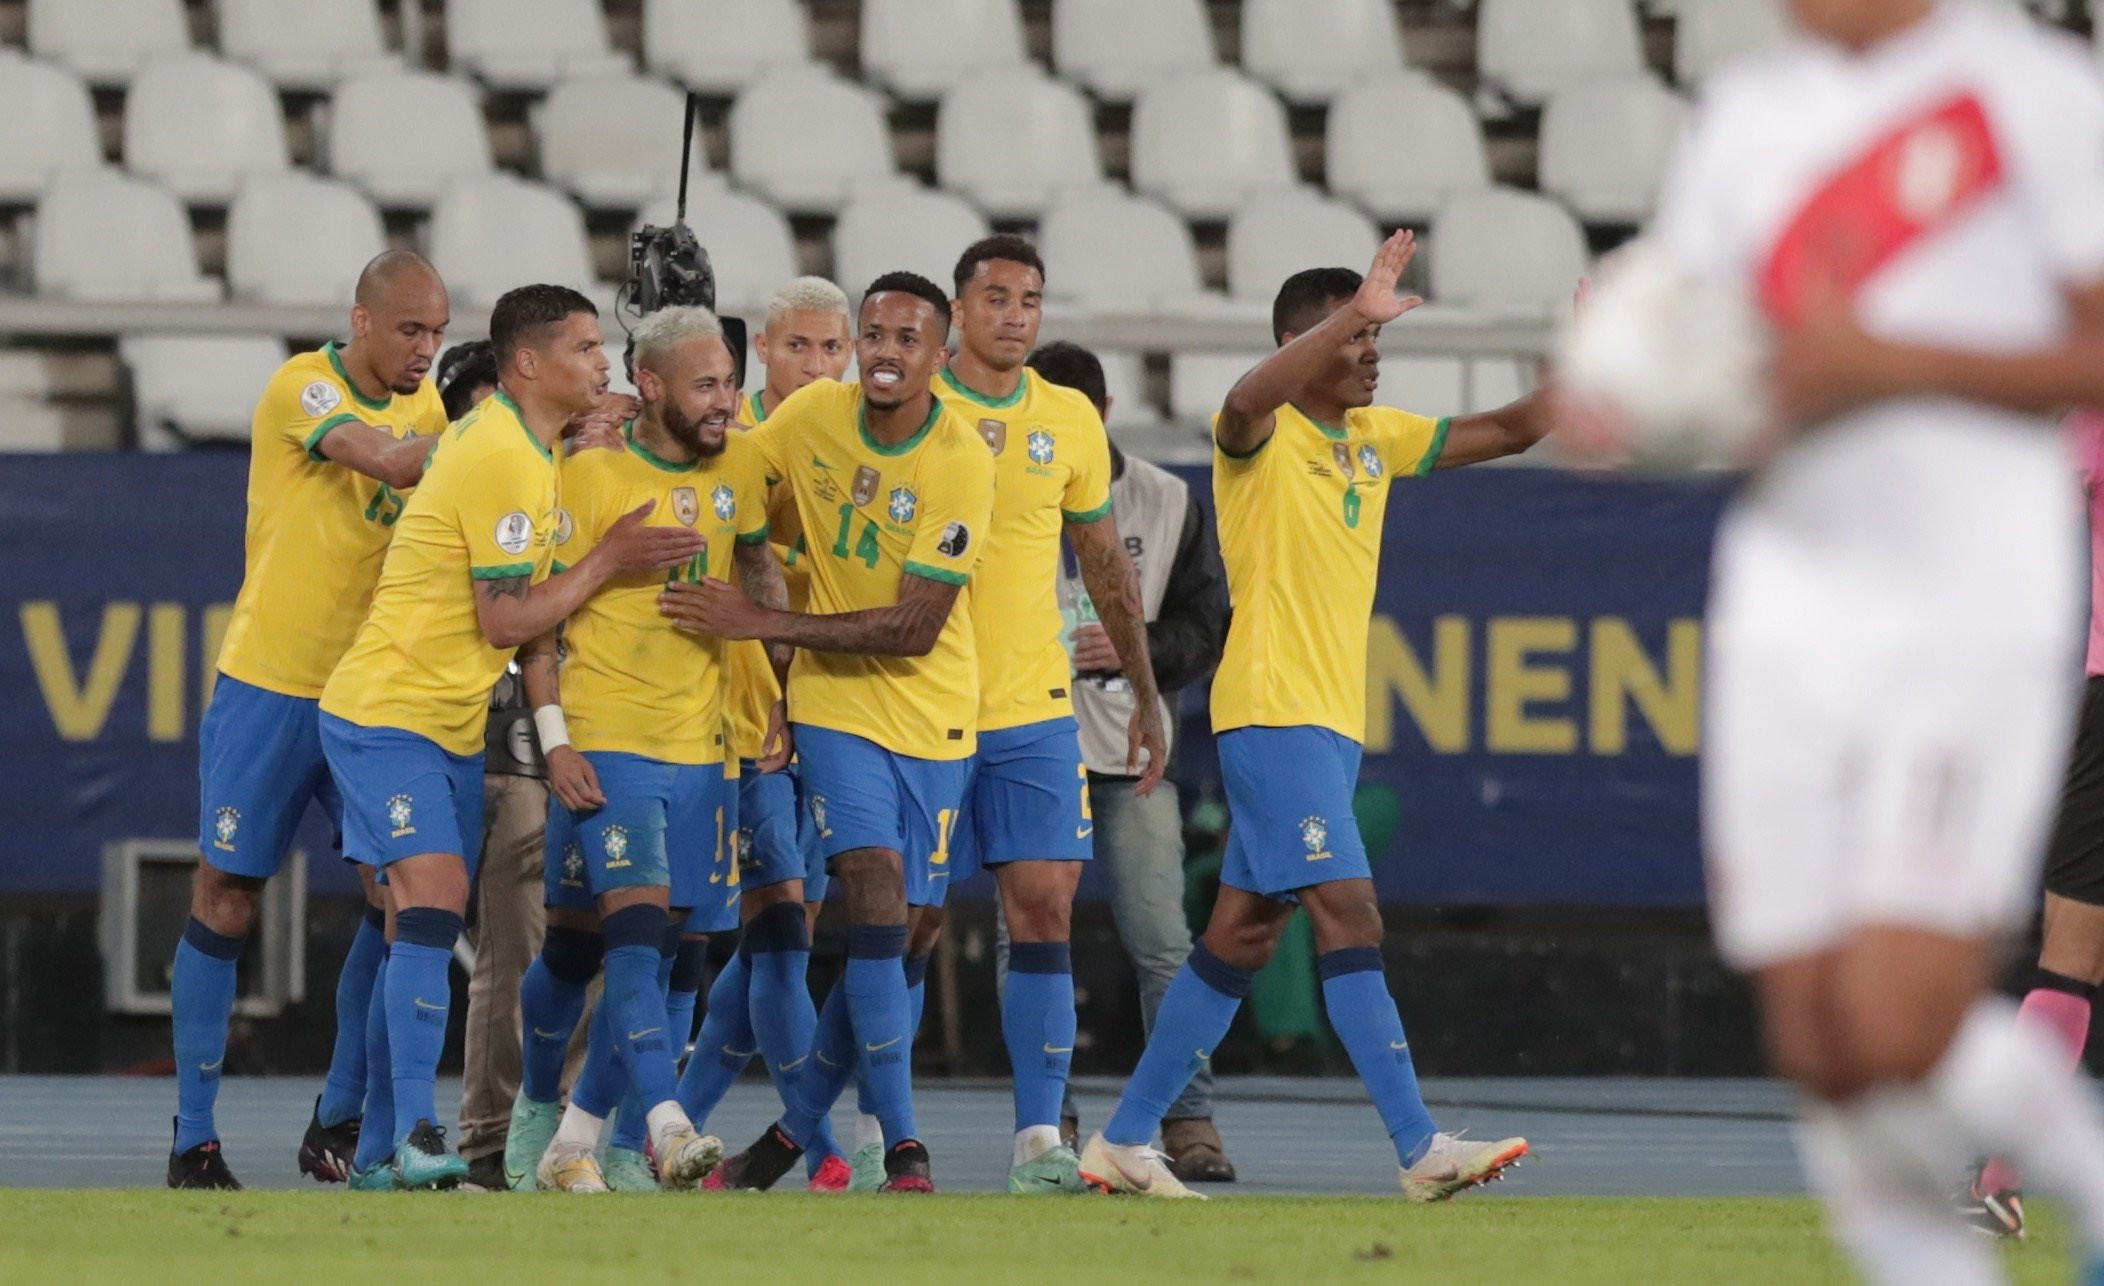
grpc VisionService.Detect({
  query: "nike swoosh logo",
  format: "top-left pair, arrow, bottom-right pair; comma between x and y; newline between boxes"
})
1194,1048 -> 1212,1061
725,891 -> 740,907
506,1165 -> 527,1188
1043,1044 -> 1073,1055
812,456 -> 836,471
414,998 -> 446,1012
1390,1040 -> 1409,1051
1076,826 -> 1093,839
776,1055 -> 809,1072
198,1059 -> 223,1072
865,1036 -> 903,1053
724,1046 -> 760,1058
816,1051 -> 844,1067
628,1027 -> 662,1041
532,1027 -> 565,1039
709,873 -> 723,883
1106,1153 -> 1153,1193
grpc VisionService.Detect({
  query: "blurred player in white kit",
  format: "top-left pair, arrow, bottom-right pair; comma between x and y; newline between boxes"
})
1651,1 -> 2104,1281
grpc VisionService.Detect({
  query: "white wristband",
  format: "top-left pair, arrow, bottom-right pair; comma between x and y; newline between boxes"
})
533,705 -> 570,752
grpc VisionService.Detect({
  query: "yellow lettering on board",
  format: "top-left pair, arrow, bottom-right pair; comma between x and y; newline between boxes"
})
21,601 -> 140,741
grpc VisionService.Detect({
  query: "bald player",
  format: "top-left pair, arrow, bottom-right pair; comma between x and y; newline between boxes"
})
169,252 -> 451,1189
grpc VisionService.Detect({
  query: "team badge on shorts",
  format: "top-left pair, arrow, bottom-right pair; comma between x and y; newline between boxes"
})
561,843 -> 586,889
1358,444 -> 1384,479
387,794 -> 416,839
977,419 -> 1006,455
603,824 -> 631,869
888,486 -> 918,524
1300,816 -> 1332,861
1332,443 -> 1355,478
1027,429 -> 1055,465
810,794 -> 831,839
852,466 -> 880,506
212,806 -> 240,851
711,483 -> 736,521
672,486 -> 700,527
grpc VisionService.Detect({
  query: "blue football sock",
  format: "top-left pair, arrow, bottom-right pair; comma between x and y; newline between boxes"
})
1104,944 -> 1251,1146
518,926 -> 600,1103
571,1000 -> 625,1119
171,917 -> 244,1152
601,906 -> 680,1126
1004,942 -> 1075,1133
744,903 -> 837,1168
317,904 -> 386,1128
666,934 -> 707,1057
844,924 -> 914,1146
1320,948 -> 1438,1166
353,951 -> 394,1171
385,907 -> 463,1146
608,921 -> 682,1153
677,949 -> 754,1124
782,980 -> 858,1148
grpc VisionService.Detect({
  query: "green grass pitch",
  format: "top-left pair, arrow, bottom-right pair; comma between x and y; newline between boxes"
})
0,1192 -> 2074,1285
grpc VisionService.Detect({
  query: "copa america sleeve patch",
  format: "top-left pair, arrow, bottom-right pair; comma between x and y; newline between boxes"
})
495,511 -> 533,555
300,379 -> 344,418
937,521 -> 971,558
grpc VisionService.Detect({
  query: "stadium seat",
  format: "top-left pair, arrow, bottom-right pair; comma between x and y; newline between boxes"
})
428,175 -> 596,308
1674,0 -> 1792,85
861,0 -> 1029,101
1038,188 -> 1210,313
729,70 -> 896,213
644,0 -> 812,96
32,169 -> 220,302
1227,190 -> 1381,304
226,174 -> 386,306
1373,355 -> 1466,420
538,73 -> 708,209
633,188 -> 798,315
122,335 -> 289,447
445,0 -> 631,91
1241,0 -> 1407,104
1094,349 -> 1166,429
123,53 -> 289,204
936,71 -> 1101,219
0,56 -> 101,204
328,70 -> 493,208
1539,76 -> 1686,224
218,0 -> 397,91
1169,352 -> 1265,424
1327,74 -> 1490,224
1052,0 -> 1215,101
831,187 -> 990,304
27,0 -> 188,86
1428,187 -> 1588,315
1131,70 -> 1298,220
1478,0 -> 1645,105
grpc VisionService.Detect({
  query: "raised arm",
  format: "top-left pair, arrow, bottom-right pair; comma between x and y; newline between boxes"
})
1432,391 -> 1558,469
1066,510 -> 1167,792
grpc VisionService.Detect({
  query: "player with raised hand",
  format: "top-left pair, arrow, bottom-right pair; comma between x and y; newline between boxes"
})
1081,230 -> 1552,1200
318,285 -> 704,1190
659,271 -> 996,1194
169,250 -> 450,1191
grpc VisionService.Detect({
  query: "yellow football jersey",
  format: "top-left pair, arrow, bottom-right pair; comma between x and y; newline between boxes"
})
1210,404 -> 1449,742
936,368 -> 1113,732
216,343 -> 448,698
725,391 -> 814,761
321,391 -> 563,754
745,379 -> 995,762
553,425 -> 771,765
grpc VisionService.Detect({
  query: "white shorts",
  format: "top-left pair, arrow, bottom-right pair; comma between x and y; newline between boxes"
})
1703,413 -> 2083,970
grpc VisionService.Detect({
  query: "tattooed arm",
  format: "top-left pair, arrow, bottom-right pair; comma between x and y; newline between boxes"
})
473,500 -> 704,648
732,538 -> 795,681
1066,510 -> 1168,793
658,571 -> 961,659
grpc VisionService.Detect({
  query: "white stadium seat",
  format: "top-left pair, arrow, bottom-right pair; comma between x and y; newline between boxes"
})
445,0 -> 631,91
1038,188 -> 1210,313
27,0 -> 188,86
538,73 -> 707,209
937,72 -> 1101,219
33,169 -> 220,302
1227,189 -> 1381,304
1479,0 -> 1645,105
1241,0 -> 1407,104
328,70 -> 492,208
1674,0 -> 1793,85
218,0 -> 397,91
1094,349 -> 1166,429
428,175 -> 596,308
122,335 -> 289,447
1169,351 -> 1265,424
0,56 -> 101,203
123,53 -> 289,204
1429,187 -> 1589,315
1052,0 -> 1215,101
634,189 -> 798,314
1131,70 -> 1298,219
1539,75 -> 1686,224
831,187 -> 990,303
860,0 -> 1029,101
1327,74 -> 1490,224
730,70 -> 896,213
226,174 -> 386,306
644,0 -> 812,96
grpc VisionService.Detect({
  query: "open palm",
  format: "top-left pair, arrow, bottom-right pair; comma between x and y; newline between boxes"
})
1354,229 -> 1424,325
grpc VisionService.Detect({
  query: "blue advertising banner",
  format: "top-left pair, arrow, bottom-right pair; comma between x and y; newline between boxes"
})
0,455 -> 1728,905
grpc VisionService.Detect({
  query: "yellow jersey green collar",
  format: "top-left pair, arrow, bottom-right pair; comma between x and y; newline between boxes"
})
938,366 -> 1028,410
1290,404 -> 1349,440
624,419 -> 699,472
746,391 -> 769,424
494,389 -> 555,462
858,394 -> 942,456
325,341 -> 391,412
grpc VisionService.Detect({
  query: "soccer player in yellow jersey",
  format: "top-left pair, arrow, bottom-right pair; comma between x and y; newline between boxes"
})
1083,232 -> 1558,1200
677,276 -> 857,1192
169,251 -> 450,1191
319,285 -> 705,1189
499,305 -> 775,1194
918,236 -> 1168,1196
660,271 -> 995,1193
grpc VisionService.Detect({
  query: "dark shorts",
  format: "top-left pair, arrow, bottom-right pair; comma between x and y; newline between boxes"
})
2045,676 -> 2104,905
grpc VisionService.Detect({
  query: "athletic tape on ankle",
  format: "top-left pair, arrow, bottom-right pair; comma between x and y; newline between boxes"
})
601,903 -> 670,952
1187,942 -> 1255,998
393,907 -> 464,950
1316,946 -> 1385,981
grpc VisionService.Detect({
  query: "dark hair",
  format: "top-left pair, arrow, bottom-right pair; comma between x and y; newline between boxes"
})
435,340 -> 497,420
1271,267 -> 1363,346
952,234 -> 1045,297
489,284 -> 597,368
1026,341 -> 1107,417
861,271 -> 952,337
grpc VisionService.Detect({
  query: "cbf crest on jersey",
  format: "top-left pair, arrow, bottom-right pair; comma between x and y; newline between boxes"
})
1358,444 -> 1384,479
1332,443 -> 1355,478
671,486 -> 700,527
1300,815 -> 1332,861
603,824 -> 631,868
1026,429 -> 1055,466
888,485 -> 918,525
852,465 -> 881,506
978,419 -> 1007,455
213,806 -> 240,851
711,483 -> 736,522
388,794 -> 416,838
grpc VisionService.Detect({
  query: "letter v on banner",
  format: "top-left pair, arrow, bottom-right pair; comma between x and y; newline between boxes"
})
1758,93 -> 2005,328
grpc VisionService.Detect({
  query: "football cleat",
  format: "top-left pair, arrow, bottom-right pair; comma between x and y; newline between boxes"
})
1957,1168 -> 2025,1242
602,1145 -> 658,1193
657,1129 -> 726,1190
1078,1132 -> 1202,1199
502,1096 -> 561,1192
1400,1131 -> 1528,1203
167,1129 -> 242,1191
392,1118 -> 469,1191
808,1153 -> 853,1193
297,1096 -> 359,1184
348,1159 -> 399,1192
879,1139 -> 935,1194
847,1141 -> 885,1193
536,1141 -> 610,1193
702,1123 -> 803,1192
1007,1144 -> 1096,1195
